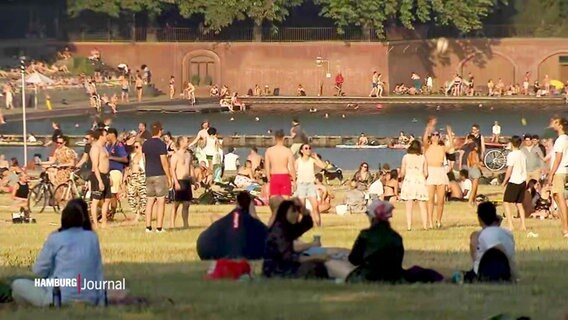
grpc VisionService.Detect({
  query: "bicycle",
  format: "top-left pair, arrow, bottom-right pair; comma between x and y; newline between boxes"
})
53,169 -> 88,209
28,171 -> 60,213
483,148 -> 510,172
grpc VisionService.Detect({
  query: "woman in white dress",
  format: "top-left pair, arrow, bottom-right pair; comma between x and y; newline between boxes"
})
400,140 -> 429,230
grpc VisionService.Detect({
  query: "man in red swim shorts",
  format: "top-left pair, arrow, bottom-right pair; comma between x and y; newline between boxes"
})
265,130 -> 296,199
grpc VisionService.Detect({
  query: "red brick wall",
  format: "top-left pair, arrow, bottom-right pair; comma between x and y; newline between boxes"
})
71,39 -> 568,96
72,42 -> 389,97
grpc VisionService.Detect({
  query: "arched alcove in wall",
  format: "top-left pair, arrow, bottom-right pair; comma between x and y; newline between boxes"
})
458,51 -> 517,86
537,51 -> 568,82
181,49 -> 221,86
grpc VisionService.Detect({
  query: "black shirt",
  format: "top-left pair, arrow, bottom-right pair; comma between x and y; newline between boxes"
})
291,125 -> 308,144
140,130 -> 152,141
142,138 -> 167,177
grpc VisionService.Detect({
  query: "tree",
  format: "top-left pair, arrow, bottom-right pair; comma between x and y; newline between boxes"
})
66,0 -> 169,17
511,0 -> 568,37
315,0 -> 507,40
177,0 -> 303,41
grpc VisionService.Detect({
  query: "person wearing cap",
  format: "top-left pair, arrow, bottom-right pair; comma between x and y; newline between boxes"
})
325,200 -> 404,283
463,201 -> 517,283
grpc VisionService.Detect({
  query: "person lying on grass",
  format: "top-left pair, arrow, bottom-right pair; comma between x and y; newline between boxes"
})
10,199 -> 132,307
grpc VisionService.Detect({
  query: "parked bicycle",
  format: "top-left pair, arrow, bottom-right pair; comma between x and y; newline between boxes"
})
483,146 -> 510,172
53,169 -> 89,209
28,171 -> 60,213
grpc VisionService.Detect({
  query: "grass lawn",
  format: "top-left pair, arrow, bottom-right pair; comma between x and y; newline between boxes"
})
0,184 -> 567,319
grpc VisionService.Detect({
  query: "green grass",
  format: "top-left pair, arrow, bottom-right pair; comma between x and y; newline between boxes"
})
0,185 -> 567,319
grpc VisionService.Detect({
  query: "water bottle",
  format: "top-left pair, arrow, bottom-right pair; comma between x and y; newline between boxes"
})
451,271 -> 464,284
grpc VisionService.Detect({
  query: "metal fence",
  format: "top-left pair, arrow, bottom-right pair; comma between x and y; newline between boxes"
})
65,25 -> 567,42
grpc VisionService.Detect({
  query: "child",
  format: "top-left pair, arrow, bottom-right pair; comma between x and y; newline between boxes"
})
531,186 -> 552,220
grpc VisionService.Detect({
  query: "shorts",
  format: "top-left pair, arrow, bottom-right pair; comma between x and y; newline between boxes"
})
426,166 -> 449,186
136,86 -> 143,90
526,169 -> 541,182
446,152 -> 457,162
174,179 -> 192,202
372,82 -> 378,89
468,167 -> 482,179
121,87 -> 128,93
294,182 -> 317,199
551,174 -> 567,194
146,175 -> 168,198
270,174 -> 292,197
109,170 -> 123,194
503,182 -> 526,203
90,172 -> 112,200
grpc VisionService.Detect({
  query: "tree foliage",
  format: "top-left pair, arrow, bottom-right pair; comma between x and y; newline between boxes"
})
176,0 -> 302,32
512,0 -> 568,36
315,0 -> 507,38
67,0 -> 170,17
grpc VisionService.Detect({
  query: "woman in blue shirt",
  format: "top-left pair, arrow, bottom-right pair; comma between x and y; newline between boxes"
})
11,199 -> 106,307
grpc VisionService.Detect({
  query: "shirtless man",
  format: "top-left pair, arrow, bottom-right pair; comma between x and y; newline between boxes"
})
265,130 -> 296,226
89,128 -> 111,228
189,120 -> 210,149
170,136 -> 194,229
423,117 -> 454,229
247,147 -> 263,171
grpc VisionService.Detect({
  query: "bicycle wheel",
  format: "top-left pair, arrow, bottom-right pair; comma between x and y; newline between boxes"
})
54,183 -> 74,209
28,184 -> 46,213
47,185 -> 60,213
484,149 -> 507,172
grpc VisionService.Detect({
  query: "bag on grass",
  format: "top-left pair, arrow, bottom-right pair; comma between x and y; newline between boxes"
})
0,281 -> 13,303
205,259 -> 252,280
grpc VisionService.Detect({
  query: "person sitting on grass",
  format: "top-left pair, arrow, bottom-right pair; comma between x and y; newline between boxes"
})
10,199 -> 129,307
462,201 -> 518,283
12,173 -> 31,221
196,191 -> 266,260
325,200 -> 444,284
263,199 -> 330,279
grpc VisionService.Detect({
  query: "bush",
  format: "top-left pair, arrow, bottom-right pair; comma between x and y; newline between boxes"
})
191,74 -> 201,86
71,57 -> 95,75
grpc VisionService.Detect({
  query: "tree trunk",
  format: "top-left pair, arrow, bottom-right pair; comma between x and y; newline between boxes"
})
361,23 -> 372,42
253,21 -> 262,42
146,13 -> 158,42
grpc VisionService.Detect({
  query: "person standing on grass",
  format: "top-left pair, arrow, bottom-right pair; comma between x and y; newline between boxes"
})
502,136 -> 527,231
547,116 -> 568,237
170,136 -> 194,229
294,143 -> 326,227
466,140 -> 483,207
521,134 -> 545,182
89,128 -> 111,229
106,128 -> 128,216
399,140 -> 429,231
423,117 -> 454,229
265,130 -> 296,226
142,122 -> 172,233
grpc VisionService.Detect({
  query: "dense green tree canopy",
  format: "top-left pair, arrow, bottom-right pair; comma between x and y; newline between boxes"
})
66,0 -> 172,17
315,0 -> 507,38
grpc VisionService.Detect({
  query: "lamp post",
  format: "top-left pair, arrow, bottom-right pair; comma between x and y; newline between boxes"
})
315,56 -> 331,96
20,57 -> 28,165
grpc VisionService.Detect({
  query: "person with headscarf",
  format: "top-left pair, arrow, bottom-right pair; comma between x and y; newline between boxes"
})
325,200 -> 404,283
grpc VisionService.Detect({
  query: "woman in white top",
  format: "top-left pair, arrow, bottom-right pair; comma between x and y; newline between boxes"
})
294,143 -> 326,227
203,127 -> 220,173
400,140 -> 429,231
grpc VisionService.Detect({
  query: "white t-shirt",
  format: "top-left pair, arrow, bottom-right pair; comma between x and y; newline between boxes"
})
223,153 -> 239,171
473,226 -> 516,275
460,179 -> 472,199
492,125 -> 501,135
506,149 -> 527,184
296,157 -> 315,183
368,180 -> 384,196
551,134 -> 568,174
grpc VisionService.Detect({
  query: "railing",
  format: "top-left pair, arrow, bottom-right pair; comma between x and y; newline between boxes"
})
66,25 -> 568,42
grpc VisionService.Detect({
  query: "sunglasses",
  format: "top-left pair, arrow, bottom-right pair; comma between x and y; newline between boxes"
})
432,133 -> 440,137
362,165 -> 368,168
135,145 -> 140,149
303,147 -> 311,150
56,142 -> 63,145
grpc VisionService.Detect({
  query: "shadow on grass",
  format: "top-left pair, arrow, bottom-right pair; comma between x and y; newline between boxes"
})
1,249 -> 567,320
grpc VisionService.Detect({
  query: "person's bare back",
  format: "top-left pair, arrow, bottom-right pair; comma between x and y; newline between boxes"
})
247,152 -> 262,171
265,145 -> 294,177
